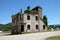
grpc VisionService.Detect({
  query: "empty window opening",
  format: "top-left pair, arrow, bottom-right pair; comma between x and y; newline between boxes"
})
27,25 -> 30,29
35,16 -> 38,20
27,15 -> 30,20
36,25 -> 39,29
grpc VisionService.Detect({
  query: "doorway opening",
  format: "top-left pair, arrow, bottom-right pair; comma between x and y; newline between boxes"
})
21,25 -> 24,32
43,25 -> 45,30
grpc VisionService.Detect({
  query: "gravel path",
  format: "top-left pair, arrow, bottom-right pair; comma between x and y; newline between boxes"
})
0,31 -> 60,40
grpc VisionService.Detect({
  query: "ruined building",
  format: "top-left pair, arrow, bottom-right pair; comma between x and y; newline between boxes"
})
12,6 -> 47,34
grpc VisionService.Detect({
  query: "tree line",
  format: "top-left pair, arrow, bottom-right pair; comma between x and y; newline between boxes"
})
0,23 -> 12,31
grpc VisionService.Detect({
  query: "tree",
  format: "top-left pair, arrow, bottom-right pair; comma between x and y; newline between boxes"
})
43,15 -> 48,26
27,6 -> 30,10
24,6 -> 31,13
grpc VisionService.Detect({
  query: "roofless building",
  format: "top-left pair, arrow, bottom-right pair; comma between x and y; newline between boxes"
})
12,6 -> 47,34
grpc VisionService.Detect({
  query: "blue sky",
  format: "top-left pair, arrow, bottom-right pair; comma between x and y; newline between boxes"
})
0,0 -> 60,25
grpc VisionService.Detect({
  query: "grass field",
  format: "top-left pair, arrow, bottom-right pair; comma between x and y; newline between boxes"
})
3,31 -> 11,34
46,36 -> 60,40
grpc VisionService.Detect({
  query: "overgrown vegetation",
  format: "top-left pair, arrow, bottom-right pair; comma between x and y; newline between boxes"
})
24,10 -> 31,13
24,6 -> 31,13
32,6 -> 42,11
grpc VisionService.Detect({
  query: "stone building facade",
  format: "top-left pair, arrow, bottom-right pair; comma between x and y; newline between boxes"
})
12,6 -> 47,34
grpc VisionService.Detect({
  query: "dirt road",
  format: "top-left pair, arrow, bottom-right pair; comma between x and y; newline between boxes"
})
0,31 -> 60,40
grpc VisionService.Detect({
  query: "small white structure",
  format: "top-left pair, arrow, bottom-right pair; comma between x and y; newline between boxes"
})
51,28 -> 54,31
0,31 -> 3,34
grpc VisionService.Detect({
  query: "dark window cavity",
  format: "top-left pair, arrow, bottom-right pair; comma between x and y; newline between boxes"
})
36,25 -> 38,29
27,25 -> 30,29
27,15 -> 30,20
35,16 -> 38,20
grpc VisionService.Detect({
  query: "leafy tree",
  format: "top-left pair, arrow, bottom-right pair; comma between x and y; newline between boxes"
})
27,6 -> 30,10
24,6 -> 31,13
43,15 -> 48,26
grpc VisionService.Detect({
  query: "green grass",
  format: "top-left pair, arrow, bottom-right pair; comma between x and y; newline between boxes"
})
46,36 -> 60,40
3,31 -> 11,34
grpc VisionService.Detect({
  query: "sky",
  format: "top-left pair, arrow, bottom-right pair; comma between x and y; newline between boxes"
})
0,0 -> 60,25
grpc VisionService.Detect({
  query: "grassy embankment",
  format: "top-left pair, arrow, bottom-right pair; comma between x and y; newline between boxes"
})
46,36 -> 60,40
